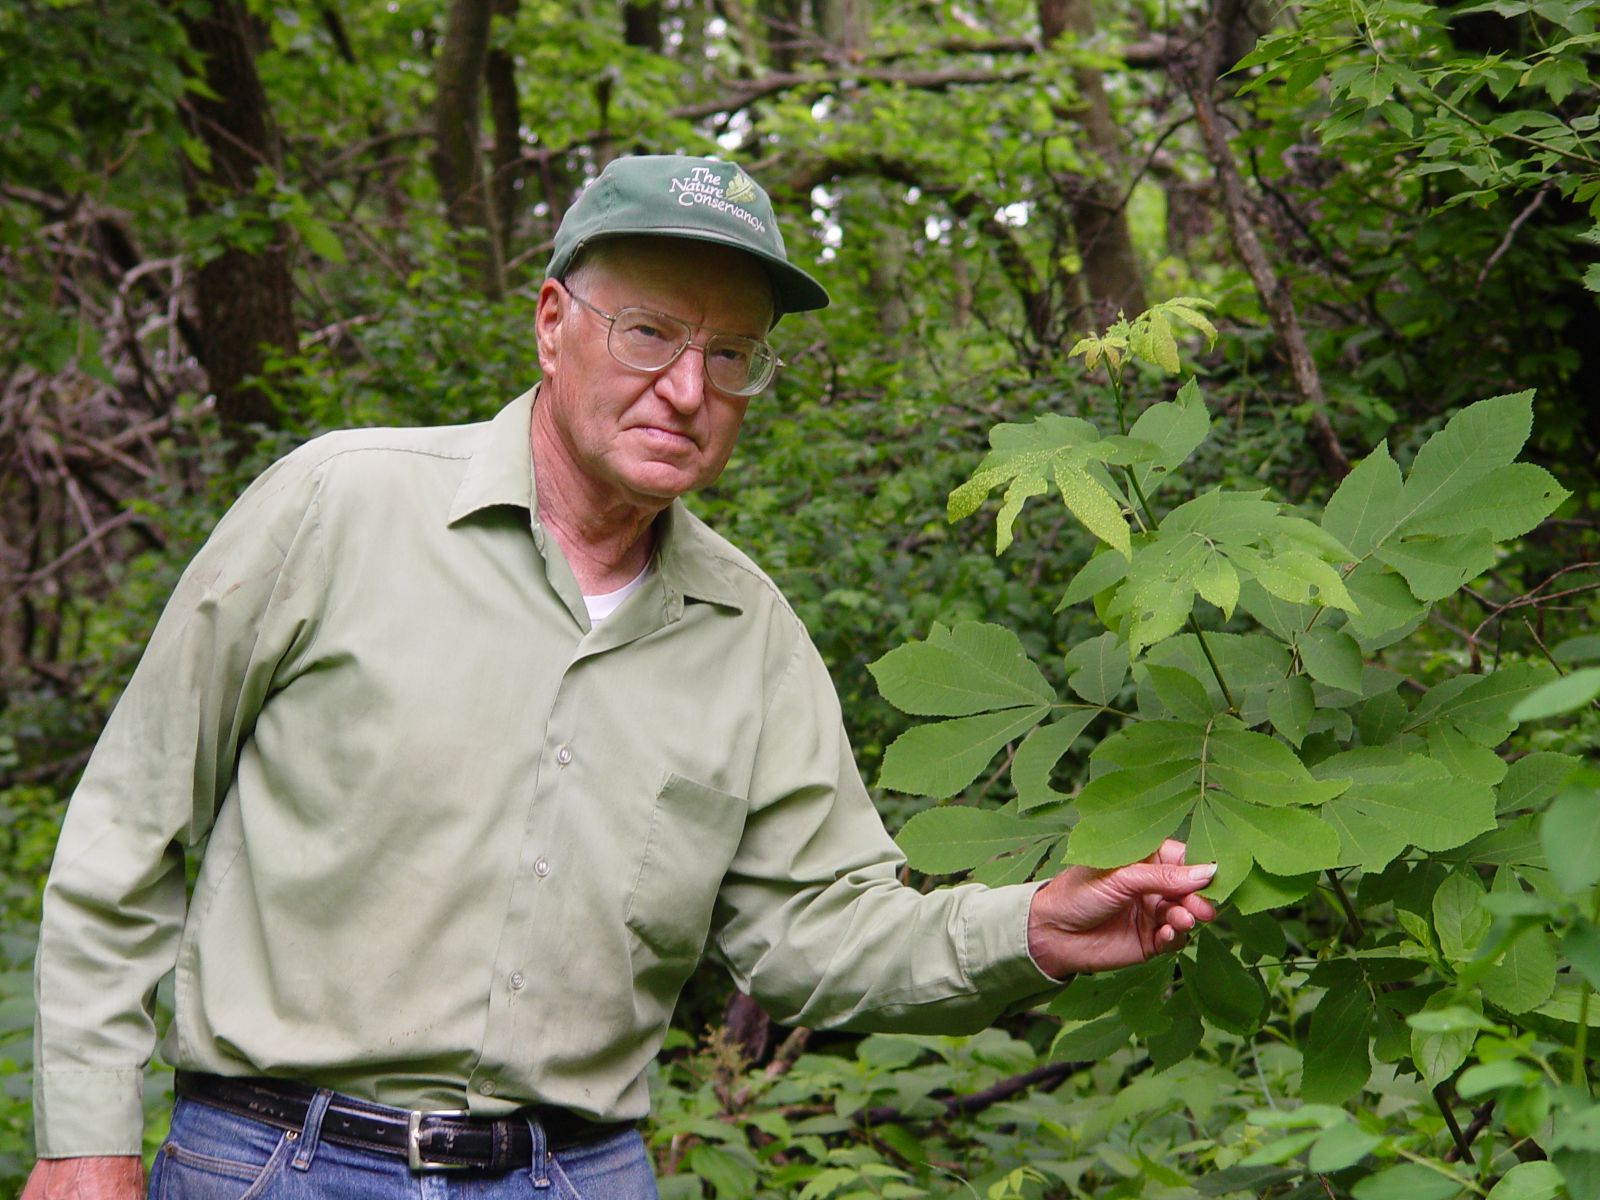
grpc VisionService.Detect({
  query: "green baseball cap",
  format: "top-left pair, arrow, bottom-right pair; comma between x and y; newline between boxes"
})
546,155 -> 830,321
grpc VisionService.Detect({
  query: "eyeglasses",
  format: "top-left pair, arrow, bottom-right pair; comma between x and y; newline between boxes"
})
563,287 -> 783,397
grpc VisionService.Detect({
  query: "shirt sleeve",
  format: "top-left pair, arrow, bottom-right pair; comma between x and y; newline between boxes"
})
32,452 -> 326,1157
709,626 -> 1062,1033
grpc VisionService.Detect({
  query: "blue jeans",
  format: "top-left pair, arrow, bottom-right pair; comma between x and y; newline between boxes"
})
147,1096 -> 660,1199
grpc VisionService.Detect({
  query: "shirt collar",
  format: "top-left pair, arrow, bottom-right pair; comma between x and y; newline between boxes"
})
447,387 -> 744,614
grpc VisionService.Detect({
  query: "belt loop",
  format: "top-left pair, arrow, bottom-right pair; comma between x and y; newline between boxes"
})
291,1087 -> 335,1172
525,1115 -> 551,1189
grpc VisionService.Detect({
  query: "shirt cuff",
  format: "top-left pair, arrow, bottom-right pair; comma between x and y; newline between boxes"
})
960,881 -> 1064,1002
34,1068 -> 147,1158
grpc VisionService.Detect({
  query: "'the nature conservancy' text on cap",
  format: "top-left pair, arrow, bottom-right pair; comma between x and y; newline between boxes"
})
546,155 -> 830,320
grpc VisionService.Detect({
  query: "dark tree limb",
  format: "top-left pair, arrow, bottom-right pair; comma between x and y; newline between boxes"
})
1172,0 -> 1350,480
853,1061 -> 1082,1127
432,0 -> 504,298
485,0 -> 524,273
175,0 -> 298,434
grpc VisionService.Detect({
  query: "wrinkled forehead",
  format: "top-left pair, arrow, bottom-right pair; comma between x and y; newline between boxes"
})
570,236 -> 776,333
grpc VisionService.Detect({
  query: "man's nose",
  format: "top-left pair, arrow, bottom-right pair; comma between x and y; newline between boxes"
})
655,342 -> 709,412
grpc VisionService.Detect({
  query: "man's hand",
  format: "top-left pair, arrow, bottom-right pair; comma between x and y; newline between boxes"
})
1027,839 -> 1217,980
22,1156 -> 143,1200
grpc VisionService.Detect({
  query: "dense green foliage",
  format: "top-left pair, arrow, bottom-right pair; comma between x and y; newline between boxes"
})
2,0 -> 1597,1194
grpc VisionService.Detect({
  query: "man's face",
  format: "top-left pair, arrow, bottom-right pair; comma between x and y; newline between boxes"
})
534,238 -> 774,511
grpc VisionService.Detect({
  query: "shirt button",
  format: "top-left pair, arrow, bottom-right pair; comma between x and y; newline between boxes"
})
534,857 -> 551,878
556,746 -> 572,766
509,970 -> 526,990
478,1079 -> 496,1096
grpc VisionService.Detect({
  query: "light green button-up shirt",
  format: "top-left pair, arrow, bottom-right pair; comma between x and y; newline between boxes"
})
33,390 -> 1054,1158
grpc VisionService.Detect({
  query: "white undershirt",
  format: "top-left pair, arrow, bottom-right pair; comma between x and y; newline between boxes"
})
583,563 -> 652,623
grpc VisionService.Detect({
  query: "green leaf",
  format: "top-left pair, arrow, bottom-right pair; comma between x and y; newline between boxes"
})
1068,761 -> 1199,867
1433,870 -> 1490,962
1486,1162 -> 1564,1200
1298,627 -> 1365,693
1320,755 -> 1494,871
1267,676 -> 1314,747
1410,662 -> 1556,744
1013,711 -> 1097,811
1060,549 -> 1129,610
1563,921 -> 1600,990
1301,987 -> 1374,1102
994,473 -> 1048,555
1405,463 -> 1568,541
1510,667 -> 1600,721
1309,1121 -> 1382,1172
1207,793 -> 1343,876
878,705 -> 1049,798
1130,379 -> 1210,495
1146,984 -> 1204,1070
870,622 -> 1053,716
1376,530 -> 1497,601
895,807 -> 1045,873
1189,929 -> 1267,1034
1480,924 -> 1558,1014
1065,632 -> 1130,705
1323,439 -> 1403,558
1393,391 -> 1535,535
1092,719 -> 1207,770
948,414 -> 1100,542
684,1144 -> 759,1199
1351,1163 -> 1468,1200
1358,690 -> 1409,745
1050,1013 -> 1134,1061
1427,724 -> 1509,785
1144,663 -> 1218,723
1497,751 -> 1581,813
1185,799 -> 1253,904
1343,563 -> 1425,642
1056,460 -> 1131,559
1192,551 -> 1240,619
292,213 -> 346,263
1541,786 -> 1600,894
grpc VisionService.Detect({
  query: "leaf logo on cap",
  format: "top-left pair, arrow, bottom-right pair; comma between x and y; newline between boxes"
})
725,171 -> 758,204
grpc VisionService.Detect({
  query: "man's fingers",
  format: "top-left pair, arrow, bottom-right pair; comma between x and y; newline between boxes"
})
1109,861 -> 1217,898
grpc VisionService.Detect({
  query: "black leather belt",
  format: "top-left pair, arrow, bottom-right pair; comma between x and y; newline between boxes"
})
174,1071 -> 629,1172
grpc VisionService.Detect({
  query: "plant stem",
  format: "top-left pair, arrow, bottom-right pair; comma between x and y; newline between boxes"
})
1574,890 -> 1600,1092
1326,870 -> 1366,943
1431,1081 -> 1474,1166
1107,383 -> 1240,713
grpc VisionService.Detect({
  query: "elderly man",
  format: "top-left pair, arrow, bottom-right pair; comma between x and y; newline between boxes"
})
27,156 -> 1215,1199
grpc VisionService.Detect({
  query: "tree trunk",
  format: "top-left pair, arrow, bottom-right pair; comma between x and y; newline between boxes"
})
1175,0 -> 1349,480
485,0 -> 523,274
432,0 -> 504,299
812,0 -> 860,56
176,0 -> 298,433
622,0 -> 662,52
1039,0 -> 1147,331
761,0 -> 806,70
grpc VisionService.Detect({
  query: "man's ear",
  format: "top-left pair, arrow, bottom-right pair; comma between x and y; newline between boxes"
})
535,279 -> 566,376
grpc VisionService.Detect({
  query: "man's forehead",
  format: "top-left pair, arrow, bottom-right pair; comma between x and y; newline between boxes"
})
583,237 -> 775,328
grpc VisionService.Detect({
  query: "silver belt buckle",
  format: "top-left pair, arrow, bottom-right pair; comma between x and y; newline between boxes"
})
407,1108 -> 471,1171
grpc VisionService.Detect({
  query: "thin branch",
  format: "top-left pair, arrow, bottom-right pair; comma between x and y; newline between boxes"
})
1475,185 -> 1552,291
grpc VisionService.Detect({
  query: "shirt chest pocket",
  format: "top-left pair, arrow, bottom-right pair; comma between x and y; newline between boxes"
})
623,773 -> 747,963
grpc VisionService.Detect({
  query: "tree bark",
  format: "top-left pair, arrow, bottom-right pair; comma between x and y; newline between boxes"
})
485,0 -> 523,273
812,0 -> 860,56
622,0 -> 662,52
1039,0 -> 1147,330
176,0 -> 298,433
1175,0 -> 1349,480
760,0 -> 806,70
432,0 -> 504,299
